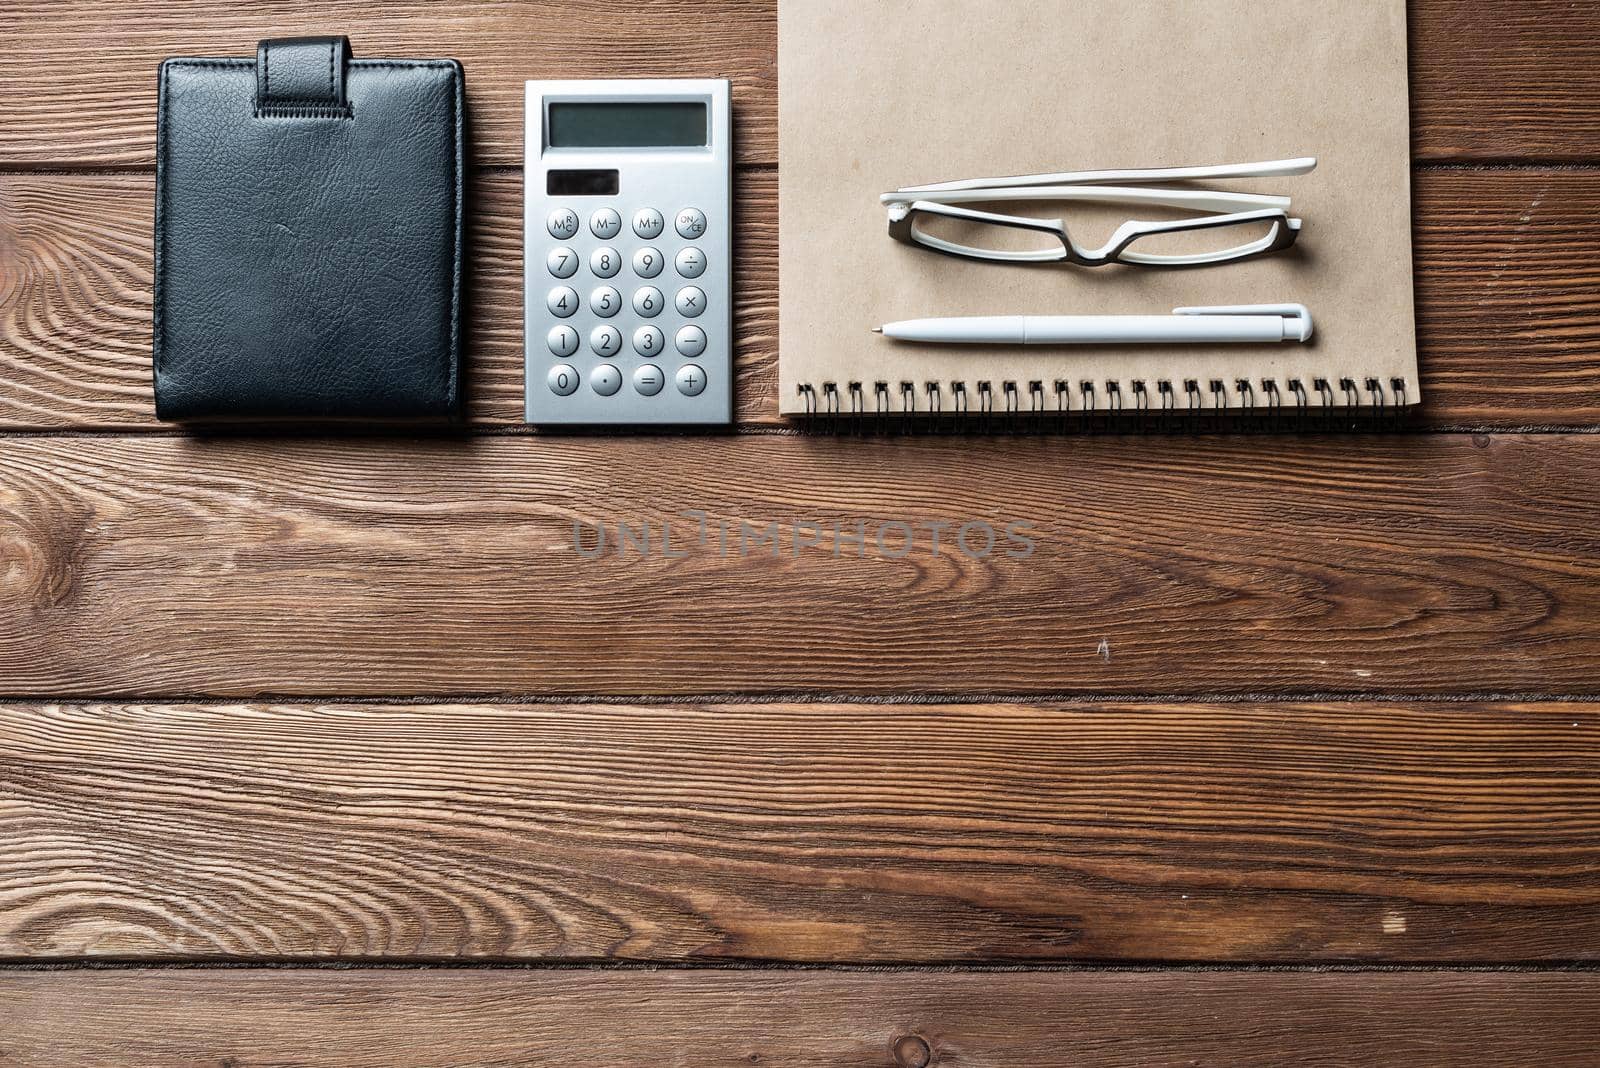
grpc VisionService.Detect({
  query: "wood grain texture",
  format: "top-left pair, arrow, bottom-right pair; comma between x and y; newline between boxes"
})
0,0 -> 1593,1049
1407,1 -> 1600,161
7,968 -> 1600,1066
3,701 -> 1597,962
0,171 -> 780,429
1,1 -> 1597,166
0,0 -> 777,168
1413,170 -> 1600,427
2,169 -> 1597,429
1,435 -> 1598,698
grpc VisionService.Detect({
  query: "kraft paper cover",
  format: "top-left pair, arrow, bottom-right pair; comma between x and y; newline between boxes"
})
777,0 -> 1417,414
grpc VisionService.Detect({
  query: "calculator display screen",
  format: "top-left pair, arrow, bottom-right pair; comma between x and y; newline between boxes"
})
547,169 -> 621,196
548,102 -> 708,148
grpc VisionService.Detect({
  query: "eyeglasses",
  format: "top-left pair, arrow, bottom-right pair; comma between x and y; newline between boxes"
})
882,157 -> 1315,268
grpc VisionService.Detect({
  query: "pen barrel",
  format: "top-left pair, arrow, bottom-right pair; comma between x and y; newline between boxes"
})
1023,315 -> 1288,344
880,313 -> 1303,344
885,317 -> 1024,343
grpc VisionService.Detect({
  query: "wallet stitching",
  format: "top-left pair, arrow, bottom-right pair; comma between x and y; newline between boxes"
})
155,62 -> 168,381
155,59 -> 461,414
448,61 -> 460,410
258,105 -> 353,119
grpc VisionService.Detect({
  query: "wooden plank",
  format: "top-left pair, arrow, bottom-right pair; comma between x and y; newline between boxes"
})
1408,1 -> 1600,161
1,435 -> 1598,698
3,701 -> 1597,962
0,0 -> 778,168
6,968 -> 1600,1065
1414,169 -> 1600,428
0,170 -> 780,428
2,169 -> 1596,430
1,1 -> 1597,167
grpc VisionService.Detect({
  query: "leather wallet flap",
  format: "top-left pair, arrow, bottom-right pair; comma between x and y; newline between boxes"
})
256,36 -> 351,117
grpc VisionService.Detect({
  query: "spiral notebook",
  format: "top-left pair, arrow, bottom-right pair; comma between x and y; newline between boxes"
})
777,0 -> 1418,425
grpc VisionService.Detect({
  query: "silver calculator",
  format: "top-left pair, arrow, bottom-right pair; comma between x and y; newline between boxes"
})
525,79 -> 732,425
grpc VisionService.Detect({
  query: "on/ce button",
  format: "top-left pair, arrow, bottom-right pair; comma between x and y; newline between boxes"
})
633,364 -> 666,396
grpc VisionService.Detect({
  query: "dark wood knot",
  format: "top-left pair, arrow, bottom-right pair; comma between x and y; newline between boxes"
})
893,1034 -> 933,1067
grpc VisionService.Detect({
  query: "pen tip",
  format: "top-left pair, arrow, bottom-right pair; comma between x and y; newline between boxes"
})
871,327 -> 883,334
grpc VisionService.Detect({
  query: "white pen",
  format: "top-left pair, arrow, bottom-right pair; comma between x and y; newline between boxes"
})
873,304 -> 1313,345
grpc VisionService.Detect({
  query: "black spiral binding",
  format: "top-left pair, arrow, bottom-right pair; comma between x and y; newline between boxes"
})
795,376 -> 1413,433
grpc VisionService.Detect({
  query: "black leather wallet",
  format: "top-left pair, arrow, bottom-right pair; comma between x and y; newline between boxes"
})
154,37 -> 464,422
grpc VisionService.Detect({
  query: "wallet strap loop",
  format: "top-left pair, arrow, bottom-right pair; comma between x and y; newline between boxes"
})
256,36 -> 352,117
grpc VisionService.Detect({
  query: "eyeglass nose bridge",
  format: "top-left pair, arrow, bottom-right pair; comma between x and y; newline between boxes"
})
887,200 -> 1076,264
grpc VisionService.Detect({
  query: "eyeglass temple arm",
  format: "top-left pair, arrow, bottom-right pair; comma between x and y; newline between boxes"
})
892,156 -> 1317,196
881,184 -> 1291,212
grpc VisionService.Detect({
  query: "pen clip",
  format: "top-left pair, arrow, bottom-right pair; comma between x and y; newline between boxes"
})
1172,303 -> 1314,341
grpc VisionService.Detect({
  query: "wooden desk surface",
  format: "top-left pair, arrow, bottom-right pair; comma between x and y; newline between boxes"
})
1,2 -> 1598,1063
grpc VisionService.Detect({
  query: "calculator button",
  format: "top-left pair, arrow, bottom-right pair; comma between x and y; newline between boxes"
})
591,363 -> 623,396
590,208 -> 622,239
675,363 -> 708,396
591,286 -> 622,318
633,207 -> 665,239
547,324 -> 580,357
547,208 -> 580,240
675,247 -> 706,278
675,208 -> 707,239
675,325 -> 707,357
547,364 -> 580,396
633,286 -> 664,318
590,247 -> 621,278
632,247 -> 664,278
547,286 -> 579,318
675,286 -> 706,318
591,325 -> 623,358
633,325 -> 665,357
547,247 -> 579,279
633,364 -> 666,396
